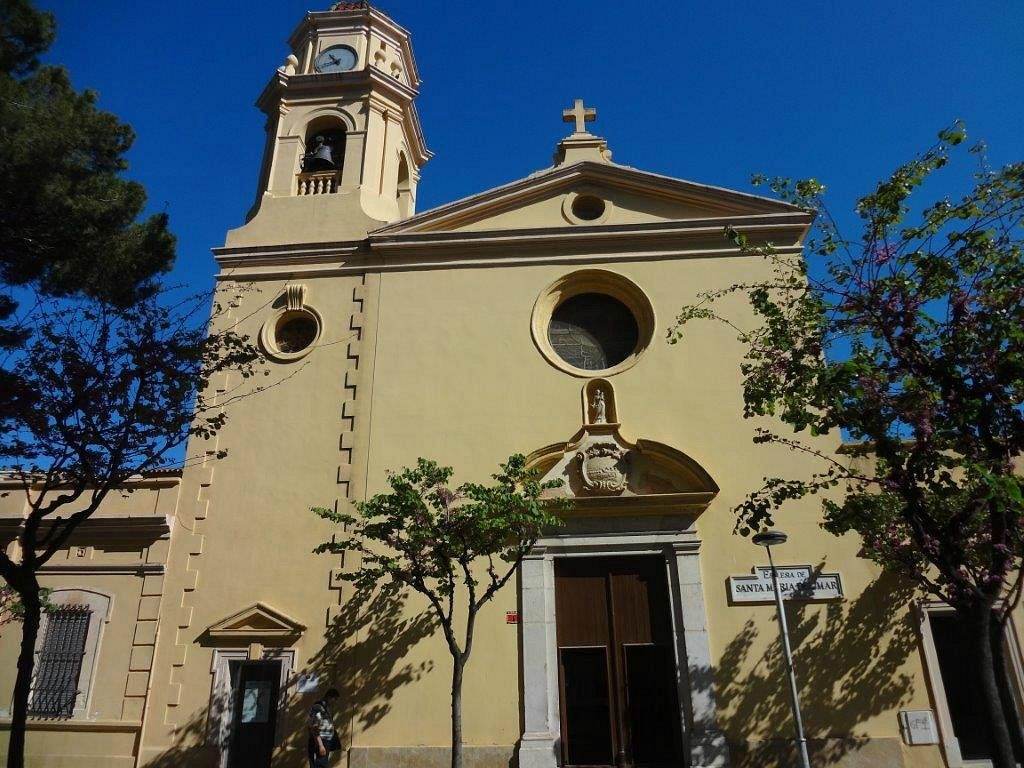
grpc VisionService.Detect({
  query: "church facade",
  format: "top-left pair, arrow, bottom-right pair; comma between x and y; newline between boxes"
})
1,3 -> 1019,768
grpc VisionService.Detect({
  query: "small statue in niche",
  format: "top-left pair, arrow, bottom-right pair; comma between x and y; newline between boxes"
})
592,389 -> 607,424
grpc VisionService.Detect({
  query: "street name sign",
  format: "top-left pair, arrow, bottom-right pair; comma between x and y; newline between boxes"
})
728,565 -> 844,604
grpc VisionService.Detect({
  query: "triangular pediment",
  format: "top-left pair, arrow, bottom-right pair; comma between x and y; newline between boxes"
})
373,161 -> 805,236
205,603 -> 306,644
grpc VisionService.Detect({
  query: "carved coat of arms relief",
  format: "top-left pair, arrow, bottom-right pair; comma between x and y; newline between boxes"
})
576,442 -> 629,495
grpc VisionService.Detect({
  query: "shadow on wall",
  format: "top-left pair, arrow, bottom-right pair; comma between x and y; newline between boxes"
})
143,705 -> 214,768
281,582 -> 437,757
715,570 -> 917,768
144,584 -> 436,768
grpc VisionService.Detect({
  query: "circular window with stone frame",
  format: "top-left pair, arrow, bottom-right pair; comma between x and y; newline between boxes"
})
531,270 -> 655,377
562,191 -> 614,226
260,306 -> 323,362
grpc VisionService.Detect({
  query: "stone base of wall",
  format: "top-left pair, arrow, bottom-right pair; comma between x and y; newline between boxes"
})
347,740 -> 918,768
1,722 -> 140,768
732,737 -> 904,768
20,759 -> 135,768
60,738 -> 930,768
138,744 -> 219,768
349,746 -> 516,768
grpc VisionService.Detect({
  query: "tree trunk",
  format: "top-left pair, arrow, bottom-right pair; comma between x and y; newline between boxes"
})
451,656 -> 465,768
969,601 -> 1017,768
8,575 -> 41,768
991,611 -> 1024,758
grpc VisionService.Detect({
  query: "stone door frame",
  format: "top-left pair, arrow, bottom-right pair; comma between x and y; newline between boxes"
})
517,526 -> 730,768
915,601 -> 1024,767
208,648 -> 296,768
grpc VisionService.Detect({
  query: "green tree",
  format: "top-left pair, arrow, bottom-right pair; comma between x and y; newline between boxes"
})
0,585 -> 49,634
0,4 -> 261,765
670,125 -> 1024,766
0,292 -> 261,768
314,455 -> 566,768
0,0 -> 175,362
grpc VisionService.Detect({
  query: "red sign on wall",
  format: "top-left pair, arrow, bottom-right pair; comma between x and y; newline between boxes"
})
505,611 -> 519,624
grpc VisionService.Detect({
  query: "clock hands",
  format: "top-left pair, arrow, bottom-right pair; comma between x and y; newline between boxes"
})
317,48 -> 353,72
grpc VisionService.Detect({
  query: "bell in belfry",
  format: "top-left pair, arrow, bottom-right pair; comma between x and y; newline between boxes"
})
302,135 -> 335,172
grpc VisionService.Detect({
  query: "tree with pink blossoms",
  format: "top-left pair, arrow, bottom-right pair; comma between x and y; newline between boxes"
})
670,124 -> 1024,765
314,455 -> 566,768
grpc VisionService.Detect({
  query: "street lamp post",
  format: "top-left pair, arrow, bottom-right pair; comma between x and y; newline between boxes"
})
752,530 -> 811,768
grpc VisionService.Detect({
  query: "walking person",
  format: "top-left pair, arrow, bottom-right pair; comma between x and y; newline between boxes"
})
308,688 -> 341,767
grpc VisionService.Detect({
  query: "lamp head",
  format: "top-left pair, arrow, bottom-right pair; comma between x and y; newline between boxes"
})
752,530 -> 788,548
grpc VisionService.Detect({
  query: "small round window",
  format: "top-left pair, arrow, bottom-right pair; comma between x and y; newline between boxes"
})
571,195 -> 606,222
563,192 -> 614,225
275,313 -> 318,354
548,293 -> 639,371
260,304 -> 323,362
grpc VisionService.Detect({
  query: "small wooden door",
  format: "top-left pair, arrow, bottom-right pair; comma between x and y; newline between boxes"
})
555,557 -> 682,768
228,660 -> 282,768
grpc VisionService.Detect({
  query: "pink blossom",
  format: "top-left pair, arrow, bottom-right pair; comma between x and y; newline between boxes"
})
872,244 -> 896,266
917,418 -> 934,439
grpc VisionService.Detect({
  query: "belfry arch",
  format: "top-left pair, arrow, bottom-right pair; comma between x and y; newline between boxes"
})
297,114 -> 348,193
518,380 -> 730,768
396,152 -> 413,218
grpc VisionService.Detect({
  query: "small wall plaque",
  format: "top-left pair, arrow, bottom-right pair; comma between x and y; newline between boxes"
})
296,673 -> 320,694
899,709 -> 939,745
506,611 -> 519,624
728,565 -> 844,604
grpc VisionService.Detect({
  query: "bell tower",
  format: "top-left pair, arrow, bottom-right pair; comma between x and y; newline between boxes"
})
226,1 -> 431,247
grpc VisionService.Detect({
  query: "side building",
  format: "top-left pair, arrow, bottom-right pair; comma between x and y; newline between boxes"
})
0,473 -> 181,767
2,3 -> 1021,768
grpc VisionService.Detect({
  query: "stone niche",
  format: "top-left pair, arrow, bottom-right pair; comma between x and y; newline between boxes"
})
531,378 -> 719,513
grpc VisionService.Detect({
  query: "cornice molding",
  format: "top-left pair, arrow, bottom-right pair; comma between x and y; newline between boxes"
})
556,492 -> 718,516
0,473 -> 181,491
0,719 -> 142,733
36,563 -> 165,576
0,515 -> 171,545
370,216 -> 809,251
281,66 -> 419,103
212,215 -> 806,279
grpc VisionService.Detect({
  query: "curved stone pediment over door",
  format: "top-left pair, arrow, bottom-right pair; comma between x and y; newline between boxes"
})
518,379 -> 730,768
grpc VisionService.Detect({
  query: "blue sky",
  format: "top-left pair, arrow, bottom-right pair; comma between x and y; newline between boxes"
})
42,1 -> 1024,290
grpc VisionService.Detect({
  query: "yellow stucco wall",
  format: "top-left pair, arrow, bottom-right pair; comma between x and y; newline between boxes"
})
136,220 -> 967,767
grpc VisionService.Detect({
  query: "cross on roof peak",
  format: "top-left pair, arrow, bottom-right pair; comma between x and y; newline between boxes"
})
562,99 -> 597,135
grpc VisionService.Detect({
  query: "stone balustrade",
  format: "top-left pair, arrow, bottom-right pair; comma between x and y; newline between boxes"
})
296,171 -> 339,196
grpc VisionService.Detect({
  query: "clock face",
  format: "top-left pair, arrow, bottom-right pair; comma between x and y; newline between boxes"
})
315,45 -> 358,74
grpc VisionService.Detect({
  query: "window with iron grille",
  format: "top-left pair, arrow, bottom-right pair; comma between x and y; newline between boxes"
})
29,606 -> 91,718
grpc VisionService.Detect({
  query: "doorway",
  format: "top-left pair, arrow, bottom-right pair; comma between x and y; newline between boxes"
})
555,557 -> 683,768
227,660 -> 282,768
922,608 -> 1024,764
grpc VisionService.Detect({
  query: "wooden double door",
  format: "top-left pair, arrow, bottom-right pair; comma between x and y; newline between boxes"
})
555,557 -> 683,768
